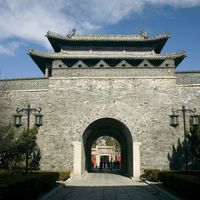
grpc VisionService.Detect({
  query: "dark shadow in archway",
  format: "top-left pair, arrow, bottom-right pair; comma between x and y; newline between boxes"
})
82,118 -> 133,177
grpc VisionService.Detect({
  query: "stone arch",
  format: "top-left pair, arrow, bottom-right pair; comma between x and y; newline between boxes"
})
82,118 -> 133,177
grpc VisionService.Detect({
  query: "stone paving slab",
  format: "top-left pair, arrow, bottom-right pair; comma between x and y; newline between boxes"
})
39,173 -> 180,200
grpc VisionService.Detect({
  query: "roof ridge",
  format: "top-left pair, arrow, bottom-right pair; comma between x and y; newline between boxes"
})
45,31 -> 170,40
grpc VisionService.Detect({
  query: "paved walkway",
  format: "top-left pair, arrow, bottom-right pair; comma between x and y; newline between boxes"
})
40,173 -> 180,200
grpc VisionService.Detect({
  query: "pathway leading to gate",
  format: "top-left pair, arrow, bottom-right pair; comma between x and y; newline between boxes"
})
40,173 -> 180,200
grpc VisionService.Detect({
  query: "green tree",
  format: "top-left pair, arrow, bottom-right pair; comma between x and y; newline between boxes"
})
15,126 -> 40,170
16,127 -> 38,155
0,124 -> 16,168
0,125 -> 40,170
188,116 -> 200,169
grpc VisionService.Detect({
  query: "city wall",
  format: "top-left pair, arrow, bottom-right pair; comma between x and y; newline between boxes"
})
0,70 -> 200,174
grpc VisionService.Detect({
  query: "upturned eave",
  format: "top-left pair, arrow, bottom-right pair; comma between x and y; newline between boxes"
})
28,49 -> 186,74
46,31 -> 170,53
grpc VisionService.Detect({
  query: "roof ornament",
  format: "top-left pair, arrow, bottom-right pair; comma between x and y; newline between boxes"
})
27,49 -> 34,55
67,28 -> 76,38
139,29 -> 149,39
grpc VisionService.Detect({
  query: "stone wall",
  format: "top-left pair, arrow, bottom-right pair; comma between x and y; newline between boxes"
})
0,71 -> 200,174
176,71 -> 200,84
52,68 -> 175,77
38,76 -> 184,171
0,77 -> 49,91
0,78 -> 49,160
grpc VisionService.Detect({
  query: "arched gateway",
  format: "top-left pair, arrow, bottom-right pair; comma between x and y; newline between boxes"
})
72,118 -> 142,178
82,118 -> 133,176
1,30 -> 200,179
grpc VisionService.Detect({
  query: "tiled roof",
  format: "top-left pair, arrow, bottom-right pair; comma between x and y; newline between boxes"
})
28,49 -> 186,60
46,31 -> 170,42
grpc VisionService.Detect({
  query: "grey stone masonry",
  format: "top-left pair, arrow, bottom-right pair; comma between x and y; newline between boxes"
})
1,73 -> 200,173
52,68 -> 176,77
0,77 -> 49,90
176,71 -> 200,84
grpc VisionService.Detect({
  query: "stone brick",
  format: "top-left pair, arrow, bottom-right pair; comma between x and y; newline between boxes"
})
1,74 -> 199,173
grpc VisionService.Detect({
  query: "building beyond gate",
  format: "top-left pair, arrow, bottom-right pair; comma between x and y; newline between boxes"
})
0,30 -> 200,177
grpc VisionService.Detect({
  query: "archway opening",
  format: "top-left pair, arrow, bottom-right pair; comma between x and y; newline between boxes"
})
82,118 -> 133,177
91,136 -> 121,172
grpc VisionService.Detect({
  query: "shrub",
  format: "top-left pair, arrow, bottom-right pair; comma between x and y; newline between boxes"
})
159,171 -> 200,199
0,172 -> 59,200
39,169 -> 71,181
57,169 -> 70,181
143,169 -> 200,199
143,169 -> 160,182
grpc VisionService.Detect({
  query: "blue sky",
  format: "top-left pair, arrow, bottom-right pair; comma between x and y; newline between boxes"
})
0,0 -> 200,79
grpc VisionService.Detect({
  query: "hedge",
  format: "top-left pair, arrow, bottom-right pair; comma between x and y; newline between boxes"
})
159,171 -> 200,199
143,169 -> 160,182
0,171 -> 66,200
143,169 -> 200,200
57,169 -> 70,181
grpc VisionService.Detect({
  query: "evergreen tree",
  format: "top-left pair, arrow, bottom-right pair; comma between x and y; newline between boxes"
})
188,116 -> 200,168
0,124 -> 16,168
0,125 -> 40,170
